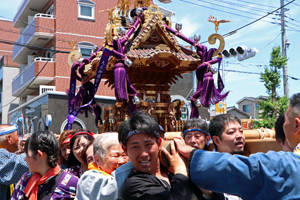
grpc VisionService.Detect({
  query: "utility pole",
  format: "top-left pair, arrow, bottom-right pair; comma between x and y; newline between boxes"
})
281,0 -> 289,97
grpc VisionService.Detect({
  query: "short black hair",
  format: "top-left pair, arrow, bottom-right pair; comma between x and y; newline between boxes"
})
118,111 -> 160,146
182,118 -> 209,138
209,114 -> 242,150
67,130 -> 94,168
290,93 -> 300,118
25,131 -> 59,168
275,112 -> 286,144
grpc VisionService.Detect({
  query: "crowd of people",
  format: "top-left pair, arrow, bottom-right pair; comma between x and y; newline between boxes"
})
1,93 -> 300,200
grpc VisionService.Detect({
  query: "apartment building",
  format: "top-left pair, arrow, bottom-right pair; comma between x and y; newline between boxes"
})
0,19 -> 20,124
9,0 -> 119,134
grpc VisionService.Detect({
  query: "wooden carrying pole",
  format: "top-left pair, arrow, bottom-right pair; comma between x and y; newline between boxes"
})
162,129 -> 280,155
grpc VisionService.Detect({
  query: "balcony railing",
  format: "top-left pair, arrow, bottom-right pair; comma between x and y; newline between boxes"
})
12,14 -> 54,62
12,57 -> 55,96
13,57 -> 53,81
13,0 -> 50,28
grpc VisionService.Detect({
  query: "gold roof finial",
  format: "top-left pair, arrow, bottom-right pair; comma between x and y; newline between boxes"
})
207,15 -> 231,33
60,37 -> 82,50
99,7 -> 118,24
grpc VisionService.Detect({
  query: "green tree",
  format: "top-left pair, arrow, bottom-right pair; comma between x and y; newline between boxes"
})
255,46 -> 288,128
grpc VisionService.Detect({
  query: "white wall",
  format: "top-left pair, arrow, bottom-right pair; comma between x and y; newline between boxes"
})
1,66 -> 19,123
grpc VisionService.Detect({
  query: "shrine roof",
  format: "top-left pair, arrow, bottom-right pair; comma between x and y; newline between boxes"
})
126,48 -> 201,63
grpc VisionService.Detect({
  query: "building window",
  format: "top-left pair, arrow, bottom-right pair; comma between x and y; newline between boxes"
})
243,105 -> 250,113
78,0 -> 95,20
46,47 -> 54,59
46,4 -> 54,15
80,48 -> 92,58
77,42 -> 95,58
256,103 -> 260,109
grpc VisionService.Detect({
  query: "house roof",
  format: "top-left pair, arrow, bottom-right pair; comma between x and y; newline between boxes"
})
227,106 -> 250,117
256,95 -> 268,100
236,95 -> 268,104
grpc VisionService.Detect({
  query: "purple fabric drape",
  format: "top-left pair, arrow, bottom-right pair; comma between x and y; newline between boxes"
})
190,48 -> 229,118
66,47 -> 111,129
113,39 -> 138,115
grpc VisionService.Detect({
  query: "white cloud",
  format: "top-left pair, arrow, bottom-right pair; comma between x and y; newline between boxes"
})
179,16 -> 203,38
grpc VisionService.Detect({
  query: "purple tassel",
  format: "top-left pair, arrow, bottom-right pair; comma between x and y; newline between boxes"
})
190,48 -> 229,119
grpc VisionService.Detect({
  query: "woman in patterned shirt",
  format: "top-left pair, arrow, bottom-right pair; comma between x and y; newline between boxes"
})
11,131 -> 78,200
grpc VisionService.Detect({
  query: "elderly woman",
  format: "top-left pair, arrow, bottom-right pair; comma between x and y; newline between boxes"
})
75,132 -> 129,200
11,131 -> 78,200
66,130 -> 95,177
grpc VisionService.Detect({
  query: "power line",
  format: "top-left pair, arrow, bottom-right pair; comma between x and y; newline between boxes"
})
225,62 -> 268,67
0,15 -> 94,39
225,69 -> 260,75
0,39 -> 92,57
0,27 -> 73,47
179,0 -> 274,24
209,0 -> 275,13
286,28 -> 300,32
225,69 -> 300,81
259,32 -> 282,51
273,13 -> 300,25
197,0 -> 276,20
192,0 -> 295,43
221,0 -> 295,37
0,28 -> 73,50
0,15 -> 105,43
286,20 -> 300,28
285,0 -> 300,7
0,39 -> 70,54
237,0 -> 278,9
286,16 -> 300,24
273,15 -> 300,26
285,25 -> 300,32
0,15 -> 64,36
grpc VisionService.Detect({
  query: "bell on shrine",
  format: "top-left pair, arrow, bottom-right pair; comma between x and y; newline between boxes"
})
117,27 -> 126,36
126,17 -> 134,26
133,96 -> 141,105
194,34 -> 201,43
124,59 -> 133,67
93,45 -> 99,52
175,23 -> 182,32
195,99 -> 202,107
136,8 -> 143,16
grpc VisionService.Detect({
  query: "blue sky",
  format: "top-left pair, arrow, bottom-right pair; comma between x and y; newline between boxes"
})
1,0 -> 300,109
